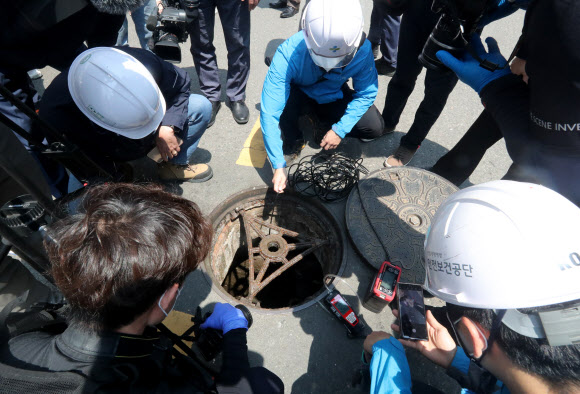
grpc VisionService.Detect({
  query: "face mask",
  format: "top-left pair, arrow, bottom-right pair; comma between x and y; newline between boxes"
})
158,287 -> 182,317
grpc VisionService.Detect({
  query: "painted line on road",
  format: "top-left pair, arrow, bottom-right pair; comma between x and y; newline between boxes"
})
236,118 -> 267,168
163,310 -> 196,354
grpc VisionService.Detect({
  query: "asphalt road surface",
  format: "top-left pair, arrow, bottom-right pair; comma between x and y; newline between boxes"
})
33,3 -> 525,392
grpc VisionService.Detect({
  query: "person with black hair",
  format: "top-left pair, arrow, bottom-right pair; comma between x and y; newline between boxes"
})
363,181 -> 580,393
0,183 -> 284,393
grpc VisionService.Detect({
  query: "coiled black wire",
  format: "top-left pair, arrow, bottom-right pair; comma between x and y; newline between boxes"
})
288,153 -> 369,202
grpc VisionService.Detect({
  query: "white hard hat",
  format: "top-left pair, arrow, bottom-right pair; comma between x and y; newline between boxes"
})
68,47 -> 166,139
424,180 -> 580,310
301,0 -> 364,72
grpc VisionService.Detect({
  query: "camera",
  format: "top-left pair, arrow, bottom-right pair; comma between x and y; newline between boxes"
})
147,0 -> 200,63
419,0 -> 494,71
194,304 -> 253,361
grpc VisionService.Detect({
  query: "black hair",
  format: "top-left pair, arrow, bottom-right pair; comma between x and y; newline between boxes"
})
460,306 -> 580,391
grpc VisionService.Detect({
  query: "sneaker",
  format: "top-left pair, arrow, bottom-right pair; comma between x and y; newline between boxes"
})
283,139 -> 305,166
158,163 -> 213,183
375,58 -> 396,77
359,126 -> 395,142
383,145 -> 418,167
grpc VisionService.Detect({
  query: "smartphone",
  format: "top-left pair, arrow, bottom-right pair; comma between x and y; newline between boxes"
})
397,283 -> 428,341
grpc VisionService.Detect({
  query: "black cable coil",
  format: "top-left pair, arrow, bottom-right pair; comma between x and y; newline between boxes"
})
288,153 -> 369,202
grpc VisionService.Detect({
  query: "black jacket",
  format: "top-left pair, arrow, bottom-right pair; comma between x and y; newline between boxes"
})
36,47 -> 191,163
0,323 -> 251,393
480,0 -> 580,204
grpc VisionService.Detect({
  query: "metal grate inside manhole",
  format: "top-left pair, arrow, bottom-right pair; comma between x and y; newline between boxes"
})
204,187 -> 347,313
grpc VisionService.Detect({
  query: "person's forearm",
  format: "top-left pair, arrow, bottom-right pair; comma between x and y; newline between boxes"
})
447,347 -> 500,393
217,328 -> 251,385
160,67 -> 191,132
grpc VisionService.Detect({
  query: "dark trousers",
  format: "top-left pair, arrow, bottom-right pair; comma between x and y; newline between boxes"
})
280,85 -> 385,147
381,0 -> 458,149
431,110 -> 502,185
368,2 -> 401,67
187,0 -> 250,102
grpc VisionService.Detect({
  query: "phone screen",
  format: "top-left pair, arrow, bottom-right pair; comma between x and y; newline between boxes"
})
397,283 -> 428,341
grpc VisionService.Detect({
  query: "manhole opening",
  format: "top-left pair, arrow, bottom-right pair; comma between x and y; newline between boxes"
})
207,189 -> 345,312
222,233 -> 324,309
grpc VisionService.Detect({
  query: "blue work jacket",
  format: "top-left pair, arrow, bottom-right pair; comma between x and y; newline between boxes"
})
260,31 -> 379,169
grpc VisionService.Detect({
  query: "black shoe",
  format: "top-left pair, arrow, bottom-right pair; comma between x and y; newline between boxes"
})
207,101 -> 221,128
230,100 -> 249,124
359,126 -> 395,142
371,43 -> 380,59
280,5 -> 298,18
375,58 -> 396,77
384,145 -> 418,167
283,139 -> 305,166
269,0 -> 287,8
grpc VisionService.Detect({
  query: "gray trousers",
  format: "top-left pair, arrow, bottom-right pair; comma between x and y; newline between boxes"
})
187,0 -> 250,102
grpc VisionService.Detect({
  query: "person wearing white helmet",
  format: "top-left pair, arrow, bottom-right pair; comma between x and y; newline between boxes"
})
362,181 -> 580,393
35,46 -> 213,183
260,0 -> 391,193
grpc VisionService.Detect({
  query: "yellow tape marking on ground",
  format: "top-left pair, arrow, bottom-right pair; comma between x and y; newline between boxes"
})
236,118 -> 267,168
163,310 -> 197,355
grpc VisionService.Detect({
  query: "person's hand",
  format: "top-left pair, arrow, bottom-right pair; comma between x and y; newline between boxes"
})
510,57 -> 528,84
436,35 -> 512,94
200,303 -> 248,334
363,331 -> 392,362
156,126 -> 180,162
320,130 -> 342,150
272,168 -> 288,193
249,0 -> 260,11
392,309 -> 457,369
242,0 -> 260,11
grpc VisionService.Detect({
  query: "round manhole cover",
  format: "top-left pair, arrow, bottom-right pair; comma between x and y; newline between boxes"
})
204,187 -> 347,313
346,168 -> 458,284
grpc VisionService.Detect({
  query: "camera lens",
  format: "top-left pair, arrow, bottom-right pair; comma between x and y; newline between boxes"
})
419,14 -> 467,72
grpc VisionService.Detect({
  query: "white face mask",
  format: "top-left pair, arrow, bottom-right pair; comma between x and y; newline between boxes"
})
157,287 -> 182,317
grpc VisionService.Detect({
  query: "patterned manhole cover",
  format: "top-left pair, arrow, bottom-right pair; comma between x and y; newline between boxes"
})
346,168 -> 458,284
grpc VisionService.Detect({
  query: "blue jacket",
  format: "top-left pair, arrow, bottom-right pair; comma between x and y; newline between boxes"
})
369,338 -> 509,394
260,31 -> 379,169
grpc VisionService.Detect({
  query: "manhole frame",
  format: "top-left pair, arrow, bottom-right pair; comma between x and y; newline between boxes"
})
200,186 -> 348,315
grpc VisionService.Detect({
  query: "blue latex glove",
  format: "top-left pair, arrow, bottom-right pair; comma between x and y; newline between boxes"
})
436,35 -> 512,94
200,303 -> 248,334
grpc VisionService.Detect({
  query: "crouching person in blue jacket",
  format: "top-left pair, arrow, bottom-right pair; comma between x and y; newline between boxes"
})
363,181 -> 580,393
260,0 -> 390,193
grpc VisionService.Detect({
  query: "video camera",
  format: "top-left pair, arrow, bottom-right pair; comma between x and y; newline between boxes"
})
419,0 -> 495,71
146,0 -> 200,63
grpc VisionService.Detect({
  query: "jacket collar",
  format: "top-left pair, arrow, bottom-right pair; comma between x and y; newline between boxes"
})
56,324 -> 162,363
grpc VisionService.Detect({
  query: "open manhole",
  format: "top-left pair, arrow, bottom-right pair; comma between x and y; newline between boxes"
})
204,187 -> 346,313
